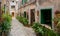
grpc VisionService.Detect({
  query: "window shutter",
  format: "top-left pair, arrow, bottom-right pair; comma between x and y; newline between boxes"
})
22,0 -> 24,4
22,0 -> 27,4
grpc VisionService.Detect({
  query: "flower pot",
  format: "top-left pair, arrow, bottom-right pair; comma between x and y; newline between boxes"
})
2,30 -> 10,36
36,33 -> 42,36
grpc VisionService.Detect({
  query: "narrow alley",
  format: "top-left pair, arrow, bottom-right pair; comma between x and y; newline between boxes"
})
0,0 -> 60,36
9,17 -> 36,36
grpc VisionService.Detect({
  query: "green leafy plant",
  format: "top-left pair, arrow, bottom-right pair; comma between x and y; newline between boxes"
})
56,21 -> 60,36
16,16 -> 28,26
2,14 -> 12,22
32,22 -> 58,36
2,14 -> 12,33
32,23 -> 44,36
22,18 -> 28,25
43,26 -> 58,36
53,17 -> 60,36
56,21 -> 60,31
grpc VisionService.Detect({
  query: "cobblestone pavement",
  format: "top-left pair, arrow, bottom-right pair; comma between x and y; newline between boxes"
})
9,17 -> 36,36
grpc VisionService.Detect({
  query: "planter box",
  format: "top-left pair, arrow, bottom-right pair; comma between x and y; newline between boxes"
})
24,24 -> 31,27
2,31 -> 10,36
36,33 -> 42,36
2,30 -> 10,36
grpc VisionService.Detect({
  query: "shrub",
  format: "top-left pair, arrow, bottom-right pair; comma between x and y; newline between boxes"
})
2,14 -> 12,33
22,18 -> 28,25
16,16 -> 28,26
19,16 -> 23,22
56,21 -> 60,36
32,23 -> 44,36
43,26 -> 58,36
2,14 -> 12,22
32,22 -> 58,36
53,18 -> 60,36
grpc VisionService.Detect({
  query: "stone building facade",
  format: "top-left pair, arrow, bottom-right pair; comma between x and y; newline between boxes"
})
18,0 -> 60,29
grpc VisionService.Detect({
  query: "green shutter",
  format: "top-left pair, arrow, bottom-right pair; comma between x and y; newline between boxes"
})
25,0 -> 27,3
22,0 -> 27,4
22,0 -> 24,4
41,9 -> 52,27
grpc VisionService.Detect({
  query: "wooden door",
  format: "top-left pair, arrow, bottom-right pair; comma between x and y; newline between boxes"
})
30,9 -> 35,24
12,12 -> 14,17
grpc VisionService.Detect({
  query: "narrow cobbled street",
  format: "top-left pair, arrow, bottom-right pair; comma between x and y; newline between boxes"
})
9,17 -> 36,36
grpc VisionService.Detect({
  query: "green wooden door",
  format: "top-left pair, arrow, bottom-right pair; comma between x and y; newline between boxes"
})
41,9 -> 52,26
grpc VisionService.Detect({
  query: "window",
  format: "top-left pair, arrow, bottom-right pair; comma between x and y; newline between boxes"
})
24,11 -> 26,18
12,1 -> 14,3
41,9 -> 52,27
11,6 -> 15,9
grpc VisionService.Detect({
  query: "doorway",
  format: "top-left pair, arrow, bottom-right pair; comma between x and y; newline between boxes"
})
12,12 -> 14,17
41,9 -> 52,26
30,9 -> 35,24
24,11 -> 26,18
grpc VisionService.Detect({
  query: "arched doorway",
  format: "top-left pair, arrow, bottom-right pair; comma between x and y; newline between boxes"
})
12,12 -> 14,17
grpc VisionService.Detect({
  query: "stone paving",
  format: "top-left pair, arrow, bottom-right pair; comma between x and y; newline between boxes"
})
9,17 -> 36,36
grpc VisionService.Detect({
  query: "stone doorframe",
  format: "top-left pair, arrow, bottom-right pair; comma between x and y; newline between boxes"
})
38,6 -> 55,30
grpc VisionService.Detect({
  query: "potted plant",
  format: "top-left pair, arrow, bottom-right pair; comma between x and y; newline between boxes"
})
16,16 -> 29,27
23,18 -> 28,26
32,22 -> 58,36
56,21 -> 60,36
2,14 -> 12,36
32,23 -> 43,36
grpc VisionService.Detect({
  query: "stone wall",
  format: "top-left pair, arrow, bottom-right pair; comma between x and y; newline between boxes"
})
38,0 -> 60,11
